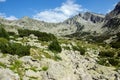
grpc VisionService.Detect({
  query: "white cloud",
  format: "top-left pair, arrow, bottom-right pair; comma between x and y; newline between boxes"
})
0,13 -> 18,20
0,0 -> 6,2
33,0 -> 87,23
5,16 -> 18,20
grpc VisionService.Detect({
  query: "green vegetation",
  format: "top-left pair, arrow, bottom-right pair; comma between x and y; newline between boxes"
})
48,40 -> 62,53
98,57 -> 120,67
110,42 -> 120,49
0,38 -> 9,53
0,25 -> 9,39
99,51 -> 115,58
72,45 -> 85,55
30,48 -> 52,60
108,58 -> 119,66
0,38 -> 31,57
8,32 -> 16,36
42,66 -> 48,71
98,50 -> 120,67
97,58 -> 110,66
30,48 -> 62,61
53,54 -> 62,61
0,62 -> 7,68
18,29 -> 57,41
63,46 -> 71,50
10,60 -> 23,80
10,60 -> 23,71
7,43 -> 31,56
30,66 -> 37,72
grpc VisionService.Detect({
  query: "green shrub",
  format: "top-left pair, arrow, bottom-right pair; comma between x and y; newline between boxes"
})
110,42 -> 120,49
98,57 -> 120,67
118,51 -> 120,57
108,58 -> 119,66
63,46 -> 71,50
0,38 -> 9,52
72,45 -> 85,55
0,40 -> 31,57
10,60 -> 23,79
42,66 -> 48,71
0,26 -> 9,39
98,50 -> 120,67
10,60 -> 23,71
7,43 -> 31,57
0,62 -> 7,68
53,54 -> 62,61
18,29 -> 57,41
48,40 -> 62,53
97,58 -> 110,66
99,51 -> 115,58
8,32 -> 16,36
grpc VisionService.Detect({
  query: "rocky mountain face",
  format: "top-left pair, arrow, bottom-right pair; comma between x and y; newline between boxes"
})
80,12 -> 104,23
103,3 -> 120,33
0,12 -> 105,36
105,2 -> 120,20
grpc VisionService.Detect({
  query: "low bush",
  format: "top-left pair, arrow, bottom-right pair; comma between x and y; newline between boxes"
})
99,51 -> 115,58
18,29 -> 57,41
0,40 -> 31,57
110,42 -> 120,49
0,38 -> 9,52
8,43 -> 31,56
63,46 -> 71,50
97,58 -> 110,66
48,40 -> 62,53
42,66 -> 48,71
117,51 -> 120,57
0,25 -> 9,39
53,54 -> 62,61
98,57 -> 120,67
72,45 -> 85,55
8,32 -> 16,36
98,50 -> 120,67
108,58 -> 119,66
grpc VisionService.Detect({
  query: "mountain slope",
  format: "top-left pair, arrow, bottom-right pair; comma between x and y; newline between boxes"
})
105,2 -> 120,20
0,2 -> 120,40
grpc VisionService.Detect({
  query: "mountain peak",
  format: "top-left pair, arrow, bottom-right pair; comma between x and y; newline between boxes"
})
21,16 -> 31,20
116,2 -> 120,8
105,2 -> 120,20
114,2 -> 120,14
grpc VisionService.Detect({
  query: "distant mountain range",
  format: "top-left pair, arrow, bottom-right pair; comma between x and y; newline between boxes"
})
0,2 -> 120,43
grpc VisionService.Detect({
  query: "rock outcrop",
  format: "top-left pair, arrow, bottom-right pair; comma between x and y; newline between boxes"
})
105,2 -> 120,20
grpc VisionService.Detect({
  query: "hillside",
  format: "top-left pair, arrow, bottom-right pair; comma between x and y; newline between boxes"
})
0,1 -> 120,80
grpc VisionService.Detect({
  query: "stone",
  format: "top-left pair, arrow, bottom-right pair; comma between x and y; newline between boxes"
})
0,68 -> 20,80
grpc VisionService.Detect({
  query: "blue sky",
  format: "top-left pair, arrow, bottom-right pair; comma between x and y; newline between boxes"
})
0,0 -> 119,22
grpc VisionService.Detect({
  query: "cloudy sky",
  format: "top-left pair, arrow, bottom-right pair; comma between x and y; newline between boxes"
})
0,0 -> 119,22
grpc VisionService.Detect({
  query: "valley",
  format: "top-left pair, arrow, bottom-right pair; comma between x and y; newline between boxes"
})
0,1 -> 120,80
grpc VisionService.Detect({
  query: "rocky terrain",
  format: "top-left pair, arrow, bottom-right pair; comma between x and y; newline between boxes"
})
0,1 -> 120,80
0,35 -> 120,80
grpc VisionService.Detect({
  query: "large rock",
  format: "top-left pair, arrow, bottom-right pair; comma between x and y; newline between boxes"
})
0,68 -> 20,80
